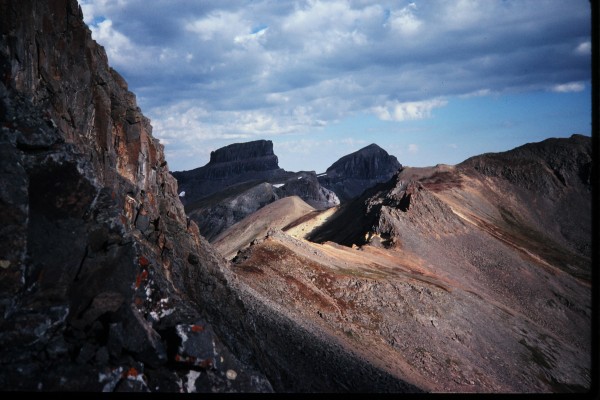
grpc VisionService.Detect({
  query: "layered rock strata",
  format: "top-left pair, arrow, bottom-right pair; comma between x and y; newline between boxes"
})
173,140 -> 287,204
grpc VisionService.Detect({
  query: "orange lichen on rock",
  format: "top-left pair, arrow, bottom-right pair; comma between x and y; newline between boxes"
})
123,367 -> 139,378
135,269 -> 149,288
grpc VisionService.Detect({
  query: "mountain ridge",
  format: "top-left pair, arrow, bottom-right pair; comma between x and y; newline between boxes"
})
225,133 -> 592,392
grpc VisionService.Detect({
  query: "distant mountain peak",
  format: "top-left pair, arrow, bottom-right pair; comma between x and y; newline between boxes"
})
319,143 -> 402,201
363,143 -> 381,150
208,139 -> 278,166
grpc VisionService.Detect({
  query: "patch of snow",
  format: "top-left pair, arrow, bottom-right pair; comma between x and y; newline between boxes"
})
186,370 -> 201,393
297,176 -> 302,180
176,324 -> 188,346
127,373 -> 147,385
317,173 -> 327,177
34,319 -> 51,337
273,183 -> 285,188
149,311 -> 160,322
179,191 -> 185,197
159,308 -> 175,318
99,367 -> 123,392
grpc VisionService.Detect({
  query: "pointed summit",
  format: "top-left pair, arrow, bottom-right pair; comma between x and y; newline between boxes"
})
318,143 -> 402,201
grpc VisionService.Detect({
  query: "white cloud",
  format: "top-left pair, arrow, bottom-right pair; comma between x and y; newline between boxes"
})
575,41 -> 591,55
441,0 -> 486,29
372,98 -> 448,121
407,143 -> 419,154
80,0 -> 591,171
89,19 -> 139,68
234,27 -> 268,46
551,82 -> 585,93
388,3 -> 422,36
458,88 -> 492,99
185,11 -> 248,42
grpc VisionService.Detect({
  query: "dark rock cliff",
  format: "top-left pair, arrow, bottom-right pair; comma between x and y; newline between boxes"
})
209,140 -> 280,170
173,140 -> 287,204
0,0 -> 275,392
318,143 -> 402,202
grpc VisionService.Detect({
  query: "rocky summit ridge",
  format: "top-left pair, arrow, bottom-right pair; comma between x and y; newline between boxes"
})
234,134 -> 593,393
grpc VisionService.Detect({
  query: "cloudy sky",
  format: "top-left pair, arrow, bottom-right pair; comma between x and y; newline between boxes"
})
80,0 -> 591,173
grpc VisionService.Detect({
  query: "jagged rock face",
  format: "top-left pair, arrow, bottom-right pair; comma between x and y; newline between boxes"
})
276,172 -> 340,210
308,173 -> 467,248
318,143 -> 402,202
0,0 -> 275,392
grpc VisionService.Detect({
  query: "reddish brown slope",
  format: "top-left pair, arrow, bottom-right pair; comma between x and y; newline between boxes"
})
226,135 -> 592,393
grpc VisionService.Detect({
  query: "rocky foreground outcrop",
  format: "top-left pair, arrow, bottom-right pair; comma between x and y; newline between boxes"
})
318,143 -> 402,202
0,0 -> 274,391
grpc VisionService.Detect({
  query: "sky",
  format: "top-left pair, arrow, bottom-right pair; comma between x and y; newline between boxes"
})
80,0 -> 591,173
